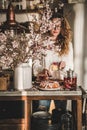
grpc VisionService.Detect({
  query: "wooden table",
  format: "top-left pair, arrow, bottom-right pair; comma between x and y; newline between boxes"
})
0,90 -> 82,130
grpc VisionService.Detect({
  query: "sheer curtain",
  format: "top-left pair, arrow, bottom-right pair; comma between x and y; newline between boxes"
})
73,3 -> 87,90
73,3 -> 85,87
65,3 -> 87,89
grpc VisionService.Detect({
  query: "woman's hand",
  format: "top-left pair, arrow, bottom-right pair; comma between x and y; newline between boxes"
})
58,61 -> 66,70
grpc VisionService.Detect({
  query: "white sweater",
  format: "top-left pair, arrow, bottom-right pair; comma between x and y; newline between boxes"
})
33,42 -> 74,76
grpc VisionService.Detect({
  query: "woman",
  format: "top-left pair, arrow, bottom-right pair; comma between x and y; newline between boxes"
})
33,12 -> 74,112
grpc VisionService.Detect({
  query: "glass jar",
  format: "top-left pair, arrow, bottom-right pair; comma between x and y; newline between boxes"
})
64,69 -> 77,90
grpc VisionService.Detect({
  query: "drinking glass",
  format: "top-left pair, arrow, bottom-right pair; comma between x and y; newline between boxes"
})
64,72 -> 77,90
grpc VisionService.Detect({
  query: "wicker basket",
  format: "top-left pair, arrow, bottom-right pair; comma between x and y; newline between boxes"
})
0,76 -> 9,91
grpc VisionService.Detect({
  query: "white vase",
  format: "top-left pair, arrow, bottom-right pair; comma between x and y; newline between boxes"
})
14,60 -> 32,90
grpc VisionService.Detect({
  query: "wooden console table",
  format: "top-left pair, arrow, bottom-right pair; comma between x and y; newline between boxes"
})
0,90 -> 82,130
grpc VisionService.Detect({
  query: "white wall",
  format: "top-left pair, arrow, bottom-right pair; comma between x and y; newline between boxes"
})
0,13 -> 39,23
65,3 -> 87,89
83,3 -> 87,90
73,3 -> 84,86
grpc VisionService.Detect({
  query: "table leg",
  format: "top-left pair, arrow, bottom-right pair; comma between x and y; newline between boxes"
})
77,99 -> 82,130
72,99 -> 82,130
25,97 -> 31,130
72,100 -> 77,130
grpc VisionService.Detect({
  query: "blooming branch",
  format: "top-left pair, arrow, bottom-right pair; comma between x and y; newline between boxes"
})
0,0 -> 64,70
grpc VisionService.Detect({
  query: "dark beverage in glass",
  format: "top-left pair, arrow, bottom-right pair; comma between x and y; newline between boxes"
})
64,71 -> 77,90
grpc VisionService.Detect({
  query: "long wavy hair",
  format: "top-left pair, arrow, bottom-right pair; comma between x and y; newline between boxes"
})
55,17 -> 72,56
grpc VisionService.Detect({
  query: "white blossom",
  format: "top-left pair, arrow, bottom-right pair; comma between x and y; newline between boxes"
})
0,0 -> 64,69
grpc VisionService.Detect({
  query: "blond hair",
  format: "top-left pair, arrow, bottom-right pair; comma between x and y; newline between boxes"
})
57,18 -> 72,55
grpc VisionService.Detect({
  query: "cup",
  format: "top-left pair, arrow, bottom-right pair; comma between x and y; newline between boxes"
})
64,71 -> 77,90
72,72 -> 77,90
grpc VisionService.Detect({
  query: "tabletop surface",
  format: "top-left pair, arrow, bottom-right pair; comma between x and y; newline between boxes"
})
0,89 -> 82,96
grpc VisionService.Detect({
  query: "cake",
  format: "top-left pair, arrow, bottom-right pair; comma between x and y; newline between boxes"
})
39,81 -> 60,89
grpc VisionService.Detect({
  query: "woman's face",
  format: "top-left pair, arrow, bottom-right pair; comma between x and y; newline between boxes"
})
50,18 -> 61,38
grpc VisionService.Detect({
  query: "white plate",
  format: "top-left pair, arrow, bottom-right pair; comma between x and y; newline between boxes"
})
38,87 -> 61,91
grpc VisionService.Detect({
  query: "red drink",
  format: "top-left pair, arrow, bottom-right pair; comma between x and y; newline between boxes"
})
72,76 -> 77,90
64,73 -> 77,90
